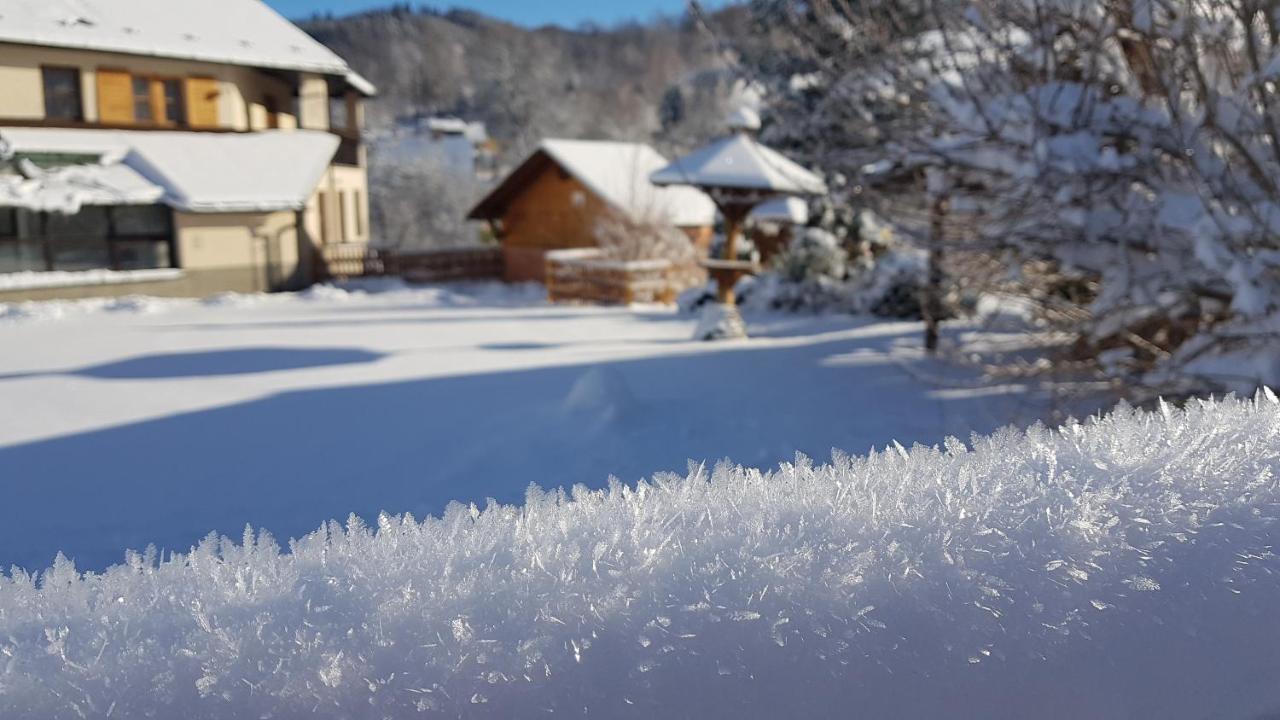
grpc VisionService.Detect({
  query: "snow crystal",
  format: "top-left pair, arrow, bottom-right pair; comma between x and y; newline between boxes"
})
3,395 -> 1280,717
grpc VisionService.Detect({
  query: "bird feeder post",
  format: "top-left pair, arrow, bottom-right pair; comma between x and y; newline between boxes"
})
715,201 -> 752,305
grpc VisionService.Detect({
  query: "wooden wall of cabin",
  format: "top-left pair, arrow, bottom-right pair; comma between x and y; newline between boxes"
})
498,162 -> 609,282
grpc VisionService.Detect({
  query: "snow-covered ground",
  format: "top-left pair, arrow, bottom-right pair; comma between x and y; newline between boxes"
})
0,281 -> 1048,571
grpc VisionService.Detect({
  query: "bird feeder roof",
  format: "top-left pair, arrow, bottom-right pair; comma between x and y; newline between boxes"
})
651,133 -> 827,197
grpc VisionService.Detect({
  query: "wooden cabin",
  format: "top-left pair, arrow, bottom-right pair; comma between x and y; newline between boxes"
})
468,139 -> 716,282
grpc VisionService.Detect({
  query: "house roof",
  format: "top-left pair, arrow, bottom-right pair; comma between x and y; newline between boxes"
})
0,127 -> 339,213
0,0 -> 375,94
0,159 -> 164,214
651,133 -> 828,196
469,139 -> 716,228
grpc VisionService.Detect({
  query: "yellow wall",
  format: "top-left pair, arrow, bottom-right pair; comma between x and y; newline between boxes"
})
297,74 -> 330,131
175,210 -> 302,292
0,42 -> 297,130
312,164 -> 371,245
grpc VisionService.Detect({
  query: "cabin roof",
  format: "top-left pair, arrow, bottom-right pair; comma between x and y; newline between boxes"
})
469,139 -> 716,228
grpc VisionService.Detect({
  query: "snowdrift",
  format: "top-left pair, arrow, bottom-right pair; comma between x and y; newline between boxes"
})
3,395 -> 1280,718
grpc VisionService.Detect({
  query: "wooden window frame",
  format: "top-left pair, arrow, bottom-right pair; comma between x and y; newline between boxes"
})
110,71 -> 188,128
184,76 -> 220,129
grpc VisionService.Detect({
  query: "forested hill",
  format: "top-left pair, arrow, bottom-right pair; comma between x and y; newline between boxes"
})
299,4 -> 754,159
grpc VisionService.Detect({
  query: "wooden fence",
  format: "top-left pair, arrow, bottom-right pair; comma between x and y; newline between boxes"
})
315,244 -> 504,283
316,244 -> 695,306
544,248 -> 694,305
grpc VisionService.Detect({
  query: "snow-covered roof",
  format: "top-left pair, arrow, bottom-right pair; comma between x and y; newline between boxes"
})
0,159 -> 163,214
751,196 -> 809,224
470,139 -> 717,228
426,118 -> 471,135
726,107 -> 762,133
651,133 -> 828,196
0,127 -> 339,213
0,0 -> 372,93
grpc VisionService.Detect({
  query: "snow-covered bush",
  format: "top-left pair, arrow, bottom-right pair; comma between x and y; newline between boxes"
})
751,0 -> 1280,395
740,230 -> 928,317
4,394 -> 1280,718
773,227 -> 847,284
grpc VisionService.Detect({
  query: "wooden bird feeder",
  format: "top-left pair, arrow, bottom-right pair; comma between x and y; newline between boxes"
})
651,108 -> 828,318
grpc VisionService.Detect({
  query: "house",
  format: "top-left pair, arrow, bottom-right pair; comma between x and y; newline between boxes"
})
467,139 -> 716,283
0,0 -> 375,301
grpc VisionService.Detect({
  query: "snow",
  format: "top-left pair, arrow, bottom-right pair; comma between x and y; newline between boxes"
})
0,128 -> 340,213
0,268 -> 183,291
2,392 -> 1278,718
651,132 -> 829,196
545,247 -> 671,272
0,281 -> 1041,573
692,301 -> 748,340
538,139 -> 717,227
0,159 -> 163,214
0,0 -> 357,79
725,105 -> 762,132
750,195 -> 809,224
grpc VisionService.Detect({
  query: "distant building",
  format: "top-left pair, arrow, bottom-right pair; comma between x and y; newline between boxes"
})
0,0 -> 376,301
467,139 -> 716,282
374,116 -> 493,179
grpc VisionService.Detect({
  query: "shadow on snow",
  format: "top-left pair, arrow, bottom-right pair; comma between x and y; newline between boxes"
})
0,325 -> 1037,572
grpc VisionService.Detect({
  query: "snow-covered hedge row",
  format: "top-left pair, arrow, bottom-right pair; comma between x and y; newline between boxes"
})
4,396 -> 1280,718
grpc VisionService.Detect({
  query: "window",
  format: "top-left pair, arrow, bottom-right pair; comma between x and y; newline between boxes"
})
319,192 -> 332,245
113,205 -> 170,236
42,67 -> 83,121
0,205 -> 174,273
47,207 -> 110,270
132,77 -> 153,122
328,97 -> 348,132
161,79 -> 184,125
353,190 -> 365,237
338,191 -> 349,243
0,209 -> 42,274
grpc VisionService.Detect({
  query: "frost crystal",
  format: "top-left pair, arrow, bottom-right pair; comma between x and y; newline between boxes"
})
2,396 -> 1280,717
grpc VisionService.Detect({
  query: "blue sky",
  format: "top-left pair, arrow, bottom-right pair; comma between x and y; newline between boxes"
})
267,0 -> 733,27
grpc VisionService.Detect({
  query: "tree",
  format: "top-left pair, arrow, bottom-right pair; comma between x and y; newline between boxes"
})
750,0 -> 1280,395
